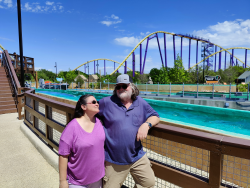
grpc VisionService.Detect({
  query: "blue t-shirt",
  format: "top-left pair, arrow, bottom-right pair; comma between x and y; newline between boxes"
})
98,95 -> 159,165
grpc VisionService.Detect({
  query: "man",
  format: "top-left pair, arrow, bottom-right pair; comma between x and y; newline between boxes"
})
98,74 -> 160,188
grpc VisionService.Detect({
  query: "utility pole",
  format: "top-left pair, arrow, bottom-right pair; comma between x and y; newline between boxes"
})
96,60 -> 99,76
17,0 -> 24,87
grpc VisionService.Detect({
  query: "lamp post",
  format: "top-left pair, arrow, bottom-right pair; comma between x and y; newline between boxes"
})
54,62 -> 57,77
17,0 -> 24,87
96,60 -> 99,76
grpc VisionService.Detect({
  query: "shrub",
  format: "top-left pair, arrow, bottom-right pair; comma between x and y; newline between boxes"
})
237,83 -> 249,92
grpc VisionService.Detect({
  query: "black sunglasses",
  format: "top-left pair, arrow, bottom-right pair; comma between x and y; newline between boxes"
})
86,100 -> 99,105
116,84 -> 129,90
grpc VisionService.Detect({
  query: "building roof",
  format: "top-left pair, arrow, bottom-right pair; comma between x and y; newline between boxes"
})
89,74 -> 99,80
238,71 -> 250,79
74,75 -> 87,81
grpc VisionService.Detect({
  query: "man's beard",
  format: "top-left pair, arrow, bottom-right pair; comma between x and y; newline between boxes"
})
117,89 -> 132,101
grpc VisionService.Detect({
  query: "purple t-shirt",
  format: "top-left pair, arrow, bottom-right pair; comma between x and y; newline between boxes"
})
58,118 -> 105,185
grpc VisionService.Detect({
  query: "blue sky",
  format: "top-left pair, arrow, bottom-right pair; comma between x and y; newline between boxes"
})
0,0 -> 250,75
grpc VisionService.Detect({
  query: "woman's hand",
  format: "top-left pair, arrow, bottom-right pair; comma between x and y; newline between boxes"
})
59,180 -> 68,188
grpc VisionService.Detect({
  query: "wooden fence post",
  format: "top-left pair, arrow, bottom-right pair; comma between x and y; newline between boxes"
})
32,99 -> 35,127
45,104 -> 53,149
209,151 -> 223,188
36,71 -> 38,88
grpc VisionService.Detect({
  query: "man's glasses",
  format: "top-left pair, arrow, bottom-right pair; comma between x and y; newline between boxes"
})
86,100 -> 99,105
116,84 -> 129,90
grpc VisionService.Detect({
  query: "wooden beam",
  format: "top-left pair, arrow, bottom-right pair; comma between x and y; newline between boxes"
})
25,105 -> 65,133
149,125 -> 221,152
208,152 -> 223,188
150,160 -> 210,188
25,92 -> 74,114
36,71 -> 38,88
24,119 -> 58,150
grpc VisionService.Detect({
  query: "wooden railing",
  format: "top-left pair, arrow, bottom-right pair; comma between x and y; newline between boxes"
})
9,53 -> 35,73
21,88 -> 250,188
147,122 -> 250,188
2,50 -> 26,119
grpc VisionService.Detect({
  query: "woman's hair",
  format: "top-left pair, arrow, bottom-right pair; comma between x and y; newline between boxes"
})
113,83 -> 140,101
73,94 -> 94,119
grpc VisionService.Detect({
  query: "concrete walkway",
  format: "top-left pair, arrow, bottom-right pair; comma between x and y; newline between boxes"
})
0,113 -> 59,188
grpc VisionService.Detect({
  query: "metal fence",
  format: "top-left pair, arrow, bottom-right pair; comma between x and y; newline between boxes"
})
31,81 -> 250,101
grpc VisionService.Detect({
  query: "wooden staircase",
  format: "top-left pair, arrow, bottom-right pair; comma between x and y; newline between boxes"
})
0,67 -> 17,114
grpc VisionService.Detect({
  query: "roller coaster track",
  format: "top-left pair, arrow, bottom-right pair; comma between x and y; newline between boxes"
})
188,47 -> 250,71
73,58 -> 133,72
0,44 -> 15,61
0,44 -> 5,52
110,31 -> 245,75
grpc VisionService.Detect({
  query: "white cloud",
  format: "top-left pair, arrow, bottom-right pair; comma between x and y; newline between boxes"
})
22,2 -> 64,13
24,3 -> 32,11
115,36 -> 141,47
140,31 -> 150,36
35,67 -> 42,71
0,36 -> 12,41
100,14 -> 122,27
100,21 -> 113,27
0,0 -> 12,8
114,33 -> 183,49
111,14 -> 119,19
4,0 -> 12,7
115,19 -> 250,53
46,1 -> 54,6
193,19 -> 250,47
101,20 -> 121,27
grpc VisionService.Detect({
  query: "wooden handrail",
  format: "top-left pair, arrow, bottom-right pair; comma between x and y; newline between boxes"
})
4,50 -> 21,89
24,89 -> 75,114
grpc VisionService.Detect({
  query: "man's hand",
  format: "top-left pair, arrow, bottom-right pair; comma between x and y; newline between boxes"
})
136,123 -> 150,141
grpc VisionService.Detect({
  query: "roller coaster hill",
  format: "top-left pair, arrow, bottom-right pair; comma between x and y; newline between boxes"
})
73,31 -> 250,84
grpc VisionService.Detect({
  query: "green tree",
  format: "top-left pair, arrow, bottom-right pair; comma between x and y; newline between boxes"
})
76,76 -> 84,86
65,70 -> 77,83
37,69 -> 56,82
169,54 -> 189,83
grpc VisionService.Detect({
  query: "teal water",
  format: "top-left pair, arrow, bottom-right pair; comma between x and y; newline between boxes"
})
35,89 -> 250,139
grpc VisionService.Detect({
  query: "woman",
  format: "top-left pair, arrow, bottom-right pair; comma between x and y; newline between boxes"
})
59,94 -> 105,188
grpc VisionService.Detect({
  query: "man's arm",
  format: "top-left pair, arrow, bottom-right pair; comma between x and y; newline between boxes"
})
136,116 -> 160,141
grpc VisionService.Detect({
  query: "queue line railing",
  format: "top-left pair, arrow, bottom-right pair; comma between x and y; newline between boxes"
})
22,89 -> 250,188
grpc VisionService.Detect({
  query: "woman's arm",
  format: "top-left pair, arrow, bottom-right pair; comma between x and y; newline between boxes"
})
59,155 -> 69,188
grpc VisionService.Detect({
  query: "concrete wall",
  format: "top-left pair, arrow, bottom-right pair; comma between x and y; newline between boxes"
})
137,84 -> 236,93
